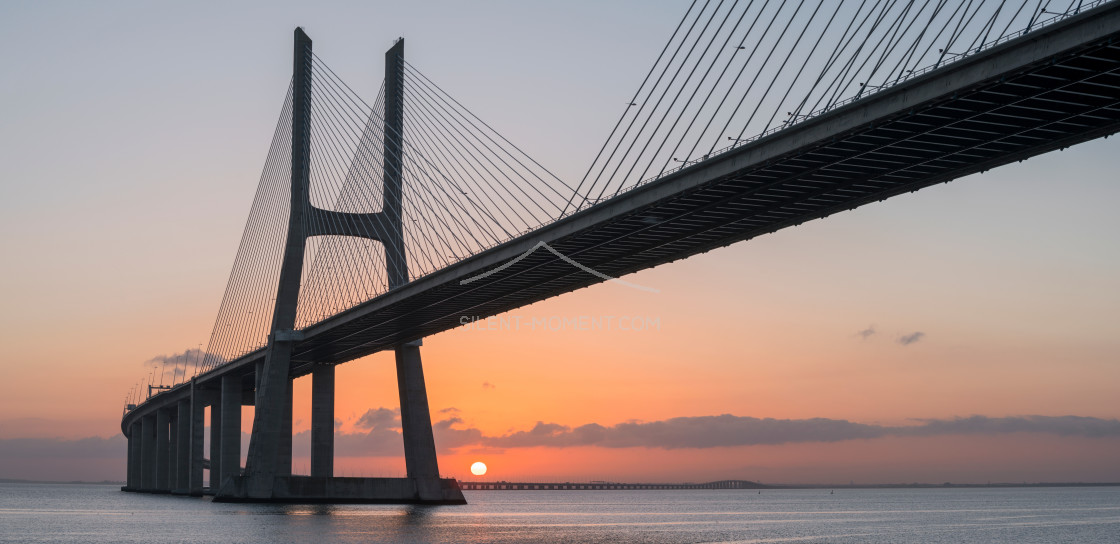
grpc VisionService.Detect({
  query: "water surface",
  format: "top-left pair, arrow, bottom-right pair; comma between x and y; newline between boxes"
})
1,483 -> 1117,543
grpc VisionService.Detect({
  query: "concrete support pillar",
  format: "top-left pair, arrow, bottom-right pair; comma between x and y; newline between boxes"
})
176,399 -> 190,492
395,341 -> 442,499
129,421 -> 142,489
311,364 -> 334,477
278,379 -> 293,476
155,408 -> 170,491
189,384 -> 206,495
140,414 -> 155,490
209,393 -> 222,490
125,424 -> 135,489
168,413 -> 178,490
219,374 -> 241,491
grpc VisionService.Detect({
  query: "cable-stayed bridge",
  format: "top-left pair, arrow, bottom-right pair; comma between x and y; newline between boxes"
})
121,1 -> 1120,503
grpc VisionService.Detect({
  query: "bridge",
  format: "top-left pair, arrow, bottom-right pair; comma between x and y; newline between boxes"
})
120,1 -> 1120,504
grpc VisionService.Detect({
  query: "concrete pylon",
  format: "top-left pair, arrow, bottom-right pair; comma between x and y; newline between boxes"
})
176,398 -> 191,492
168,413 -> 178,489
395,340 -> 444,500
140,414 -> 154,490
220,374 -> 241,491
128,421 -> 141,489
155,408 -> 170,492
209,394 -> 222,490
189,382 -> 206,496
311,364 -> 334,477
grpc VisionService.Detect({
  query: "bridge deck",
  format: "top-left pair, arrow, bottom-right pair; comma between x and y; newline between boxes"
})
125,3 -> 1120,430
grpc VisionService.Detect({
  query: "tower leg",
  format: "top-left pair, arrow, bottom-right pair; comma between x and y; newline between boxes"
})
395,340 -> 443,500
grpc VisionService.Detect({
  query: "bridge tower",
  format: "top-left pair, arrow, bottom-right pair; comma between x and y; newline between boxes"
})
223,28 -> 462,504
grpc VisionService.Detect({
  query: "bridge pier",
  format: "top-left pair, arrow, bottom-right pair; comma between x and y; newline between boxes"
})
189,383 -> 206,495
155,408 -> 170,492
126,421 -> 141,490
140,413 -> 154,491
219,374 -> 241,490
311,364 -> 334,478
395,341 -> 444,500
279,379 -> 293,476
209,390 -> 222,491
175,398 -> 190,493
168,410 -> 178,490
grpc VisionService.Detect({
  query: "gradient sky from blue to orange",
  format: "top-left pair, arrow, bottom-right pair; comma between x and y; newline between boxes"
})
1,1 -> 1118,483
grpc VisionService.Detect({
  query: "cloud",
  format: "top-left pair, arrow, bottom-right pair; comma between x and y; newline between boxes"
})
468,414 -> 1120,450
484,416 -> 885,449
855,326 -> 876,339
482,382 -> 495,390
142,348 -> 225,385
0,436 -> 125,459
354,407 -> 400,431
3,415 -> 1119,478
904,415 -> 1120,438
330,408 -> 481,456
319,412 -> 1120,454
898,331 -> 925,345
433,417 -> 485,451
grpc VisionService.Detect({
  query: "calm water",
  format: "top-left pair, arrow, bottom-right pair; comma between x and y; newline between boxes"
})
1,483 -> 1118,543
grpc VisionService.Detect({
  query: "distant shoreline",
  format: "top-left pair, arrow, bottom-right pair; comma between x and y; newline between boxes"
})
457,480 -> 1120,491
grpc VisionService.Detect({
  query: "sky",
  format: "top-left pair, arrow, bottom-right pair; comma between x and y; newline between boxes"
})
1,1 -> 1118,485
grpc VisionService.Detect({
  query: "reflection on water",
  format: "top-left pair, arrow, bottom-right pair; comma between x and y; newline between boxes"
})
1,483 -> 1118,543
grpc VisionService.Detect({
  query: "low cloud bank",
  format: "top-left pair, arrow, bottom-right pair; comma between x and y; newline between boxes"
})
2,415 -> 1117,473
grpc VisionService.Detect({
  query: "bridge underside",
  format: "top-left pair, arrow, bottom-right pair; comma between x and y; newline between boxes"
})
282,14 -> 1120,372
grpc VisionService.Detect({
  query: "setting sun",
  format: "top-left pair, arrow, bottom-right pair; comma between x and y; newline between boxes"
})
470,461 -> 487,476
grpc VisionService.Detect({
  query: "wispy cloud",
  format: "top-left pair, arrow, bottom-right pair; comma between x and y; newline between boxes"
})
0,435 -> 125,459
142,348 -> 223,384
354,407 -> 400,431
898,331 -> 925,345
2,415 -> 1117,474
482,382 -> 496,390
329,412 -> 1120,454
855,326 -> 876,339
473,414 -> 1120,449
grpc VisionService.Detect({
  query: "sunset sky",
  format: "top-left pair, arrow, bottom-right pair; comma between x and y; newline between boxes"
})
1,1 -> 1118,484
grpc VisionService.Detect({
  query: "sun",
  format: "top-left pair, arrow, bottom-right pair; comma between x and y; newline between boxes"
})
470,461 -> 487,476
